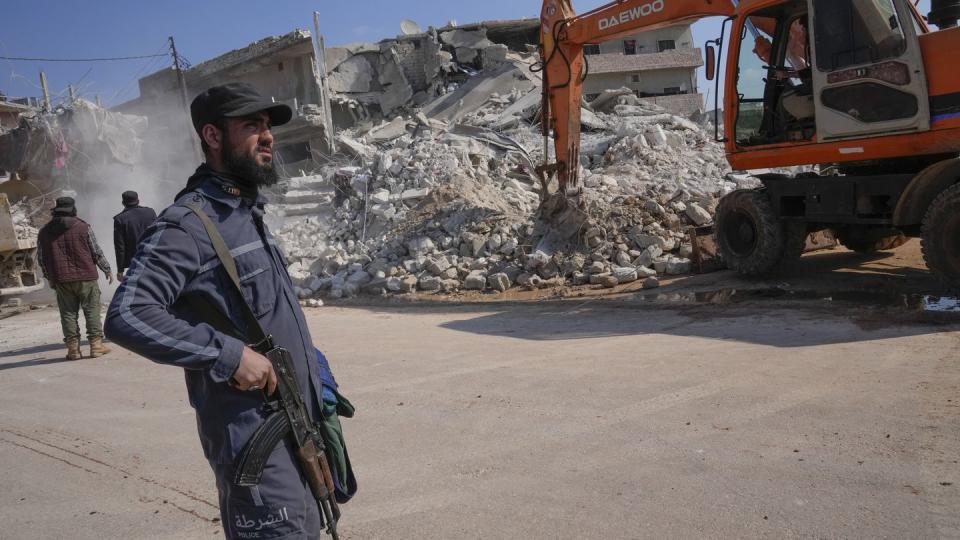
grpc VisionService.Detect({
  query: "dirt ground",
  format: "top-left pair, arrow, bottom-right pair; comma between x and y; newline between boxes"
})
1,241 -> 959,539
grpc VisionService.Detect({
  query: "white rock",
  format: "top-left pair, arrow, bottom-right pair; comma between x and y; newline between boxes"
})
685,203 -> 712,226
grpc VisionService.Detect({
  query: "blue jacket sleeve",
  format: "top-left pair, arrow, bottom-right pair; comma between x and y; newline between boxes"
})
104,221 -> 244,382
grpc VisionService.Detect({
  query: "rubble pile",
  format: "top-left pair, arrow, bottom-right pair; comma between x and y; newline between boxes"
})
272,81 -> 755,299
9,201 -> 38,242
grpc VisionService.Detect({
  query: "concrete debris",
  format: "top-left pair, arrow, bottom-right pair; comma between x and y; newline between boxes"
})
9,201 -> 38,242
268,30 -> 749,300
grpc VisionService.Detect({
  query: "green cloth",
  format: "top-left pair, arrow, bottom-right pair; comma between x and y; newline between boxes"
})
54,281 -> 103,341
320,389 -> 357,502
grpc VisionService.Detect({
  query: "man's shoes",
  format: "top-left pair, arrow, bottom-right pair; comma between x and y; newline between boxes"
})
65,337 -> 82,361
89,336 -> 112,358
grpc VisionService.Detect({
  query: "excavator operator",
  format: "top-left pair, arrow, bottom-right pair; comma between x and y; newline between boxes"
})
752,15 -> 815,133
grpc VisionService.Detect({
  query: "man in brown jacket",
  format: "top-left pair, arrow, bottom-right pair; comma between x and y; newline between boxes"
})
37,197 -> 114,360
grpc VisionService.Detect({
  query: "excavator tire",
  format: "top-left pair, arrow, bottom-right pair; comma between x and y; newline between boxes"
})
837,230 -> 908,254
921,183 -> 960,291
715,189 -> 797,276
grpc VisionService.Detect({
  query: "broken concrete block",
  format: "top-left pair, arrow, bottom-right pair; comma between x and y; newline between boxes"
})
424,255 -> 452,275
440,29 -> 494,50
464,271 -> 487,290
636,266 -> 657,278
378,48 -> 414,114
589,272 -> 612,285
629,228 -> 668,250
369,189 -> 391,204
587,261 -> 606,274
328,55 -> 375,93
685,203 -> 712,226
455,47 -> 478,64
645,200 -> 666,215
419,275 -> 443,291
498,237 -> 518,256
367,116 -> 410,143
633,244 -> 663,268
615,251 -> 633,267
406,236 -> 436,257
665,258 -> 692,275
481,44 -> 508,66
643,277 -> 660,289
386,276 -> 403,292
525,250 -> 550,271
488,272 -> 511,292
591,273 -> 618,288
401,188 -> 430,201
612,266 -> 638,284
399,275 -> 418,293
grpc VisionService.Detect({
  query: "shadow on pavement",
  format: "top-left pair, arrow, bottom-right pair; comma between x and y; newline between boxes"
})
0,356 -> 76,371
0,342 -> 65,359
437,302 -> 958,347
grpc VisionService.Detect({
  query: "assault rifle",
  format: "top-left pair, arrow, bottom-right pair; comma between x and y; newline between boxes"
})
234,336 -> 340,540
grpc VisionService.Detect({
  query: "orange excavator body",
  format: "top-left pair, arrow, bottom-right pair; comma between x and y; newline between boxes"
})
540,0 -> 960,191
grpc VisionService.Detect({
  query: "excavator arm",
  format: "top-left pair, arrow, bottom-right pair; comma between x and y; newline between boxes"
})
539,0 -> 735,196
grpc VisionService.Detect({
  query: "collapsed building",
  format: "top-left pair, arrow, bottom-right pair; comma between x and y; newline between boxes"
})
103,18 -> 734,300
259,25 -> 743,300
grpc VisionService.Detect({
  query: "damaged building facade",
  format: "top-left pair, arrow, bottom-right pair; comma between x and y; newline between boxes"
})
115,30 -> 329,177
582,24 -> 704,116
117,18 -> 705,178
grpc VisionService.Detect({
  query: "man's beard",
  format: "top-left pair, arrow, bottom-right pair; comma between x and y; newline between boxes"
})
221,136 -> 280,188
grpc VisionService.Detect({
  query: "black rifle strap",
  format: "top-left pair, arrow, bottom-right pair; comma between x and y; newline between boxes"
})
184,203 -> 268,345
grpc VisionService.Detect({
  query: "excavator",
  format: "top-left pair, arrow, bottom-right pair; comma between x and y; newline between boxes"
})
539,0 -> 960,289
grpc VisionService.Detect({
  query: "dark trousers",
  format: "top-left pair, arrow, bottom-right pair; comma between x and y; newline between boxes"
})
54,281 -> 103,341
212,442 -> 321,539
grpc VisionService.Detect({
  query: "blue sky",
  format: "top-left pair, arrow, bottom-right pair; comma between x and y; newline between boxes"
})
0,0 -> 933,108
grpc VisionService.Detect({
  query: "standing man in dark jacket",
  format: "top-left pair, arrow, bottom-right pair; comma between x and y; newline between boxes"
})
113,190 -> 156,281
104,83 -> 343,539
38,196 -> 114,360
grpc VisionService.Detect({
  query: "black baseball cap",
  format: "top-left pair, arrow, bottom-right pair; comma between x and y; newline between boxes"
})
190,82 -> 292,135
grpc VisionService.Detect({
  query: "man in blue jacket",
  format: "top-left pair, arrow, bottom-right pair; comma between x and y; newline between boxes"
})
105,83 -> 339,539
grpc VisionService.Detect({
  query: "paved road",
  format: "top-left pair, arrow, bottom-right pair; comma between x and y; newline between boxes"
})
1,297 -> 958,539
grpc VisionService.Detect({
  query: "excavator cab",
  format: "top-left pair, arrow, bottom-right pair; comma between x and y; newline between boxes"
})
733,2 -> 815,147
728,0 -> 930,156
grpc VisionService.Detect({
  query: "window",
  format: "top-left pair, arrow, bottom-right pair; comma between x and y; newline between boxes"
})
623,40 -> 637,55
583,44 -> 600,56
658,40 -> 676,52
735,16 -> 774,144
813,0 -> 906,71
663,87 -> 682,95
629,74 -> 641,83
278,62 -> 284,72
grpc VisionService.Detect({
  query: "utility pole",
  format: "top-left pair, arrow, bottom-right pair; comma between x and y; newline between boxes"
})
68,85 -> 76,104
169,36 -> 202,163
39,71 -> 51,112
312,11 -> 336,155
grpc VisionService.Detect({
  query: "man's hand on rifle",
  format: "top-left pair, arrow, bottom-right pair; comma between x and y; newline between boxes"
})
232,347 -> 278,395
